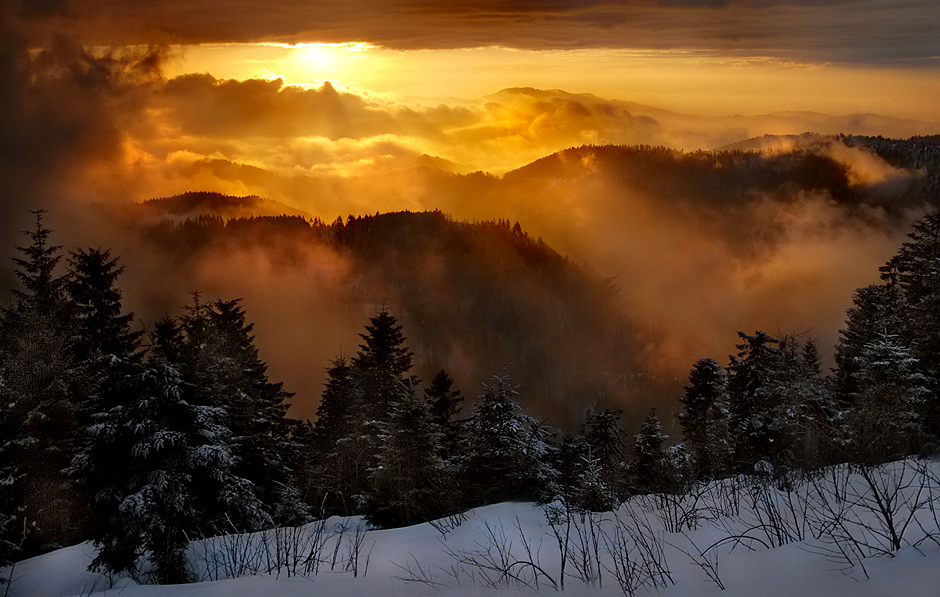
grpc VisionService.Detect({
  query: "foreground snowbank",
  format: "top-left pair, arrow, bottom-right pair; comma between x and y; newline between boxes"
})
5,459 -> 940,597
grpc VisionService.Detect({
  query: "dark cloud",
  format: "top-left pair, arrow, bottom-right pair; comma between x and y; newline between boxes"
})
9,0 -> 937,64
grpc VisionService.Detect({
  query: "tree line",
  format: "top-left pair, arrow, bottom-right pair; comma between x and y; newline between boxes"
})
0,210 -> 630,584
1,207 -> 939,585
677,211 -> 940,485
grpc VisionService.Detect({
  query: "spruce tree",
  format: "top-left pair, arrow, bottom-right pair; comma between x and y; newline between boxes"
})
180,297 -> 305,528
66,248 -> 141,364
424,369 -> 464,460
80,358 -> 262,584
727,331 -> 780,469
306,357 -> 364,514
460,376 -> 554,504
879,211 -> 940,436
834,283 -> 905,406
554,434 -> 617,512
679,358 -> 729,479
67,247 -> 143,568
333,309 -> 417,513
0,210 -> 83,554
632,408 -> 669,493
845,332 -> 928,463
584,408 -> 628,498
364,388 -> 449,527
352,307 -> 414,421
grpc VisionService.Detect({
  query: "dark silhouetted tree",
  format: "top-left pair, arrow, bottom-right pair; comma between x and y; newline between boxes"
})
424,369 -> 464,459
0,211 -> 83,554
584,408 -> 628,498
364,387 -> 450,527
727,331 -> 780,469
177,297 -> 306,527
67,248 -> 143,569
844,332 -> 928,463
679,358 -> 730,479
460,376 -> 554,505
632,408 -> 669,493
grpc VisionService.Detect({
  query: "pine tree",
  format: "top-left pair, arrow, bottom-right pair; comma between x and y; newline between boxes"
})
80,361 -> 262,584
352,308 -> 414,421
68,360 -> 144,577
0,391 -> 22,575
364,388 -> 449,527
0,210 -> 83,554
554,434 -> 617,512
424,369 -> 464,460
679,358 -> 730,479
834,283 -> 905,406
878,211 -> 940,437
459,376 -> 555,505
768,336 -> 837,470
727,331 -> 780,470
179,297 -> 305,528
67,247 -> 143,568
66,248 -> 141,364
306,357 -> 364,514
632,408 -> 669,493
584,408 -> 628,498
845,332 -> 928,463
306,310 -> 417,516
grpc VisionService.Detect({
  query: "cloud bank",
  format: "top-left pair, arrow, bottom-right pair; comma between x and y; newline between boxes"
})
0,27 -> 936,423
10,0 -> 940,64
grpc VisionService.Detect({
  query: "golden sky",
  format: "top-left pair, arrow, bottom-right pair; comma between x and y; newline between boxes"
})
2,0 -> 940,411
168,43 -> 940,123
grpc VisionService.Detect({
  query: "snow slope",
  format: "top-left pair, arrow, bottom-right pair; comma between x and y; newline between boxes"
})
6,460 -> 940,597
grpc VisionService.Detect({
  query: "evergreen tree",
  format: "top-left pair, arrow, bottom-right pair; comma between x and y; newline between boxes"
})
460,376 -> 555,505
584,408 -> 628,498
66,248 -> 141,364
67,248 -> 143,568
878,211 -> 940,437
151,315 -> 184,362
679,358 -> 730,479
306,357 -> 365,514
424,369 -> 464,460
834,283 -> 905,406
306,309 -> 417,516
727,331 -> 780,469
364,388 -> 450,527
79,361 -> 262,583
179,297 -> 305,527
769,336 -> 837,470
845,332 -> 928,463
0,211 -> 83,554
554,434 -> 617,512
0,390 -> 22,574
632,408 -> 669,493
352,308 -> 415,421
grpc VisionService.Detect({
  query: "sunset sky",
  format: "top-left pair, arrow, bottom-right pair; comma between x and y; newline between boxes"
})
2,0 -> 939,416
17,1 -> 940,117
5,0 -> 938,201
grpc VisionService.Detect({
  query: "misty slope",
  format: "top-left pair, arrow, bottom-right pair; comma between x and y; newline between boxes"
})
401,136 -> 940,379
125,206 -> 656,427
109,135 -> 940,426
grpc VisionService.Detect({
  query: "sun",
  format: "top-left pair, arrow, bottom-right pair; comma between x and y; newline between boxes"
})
169,42 -> 378,86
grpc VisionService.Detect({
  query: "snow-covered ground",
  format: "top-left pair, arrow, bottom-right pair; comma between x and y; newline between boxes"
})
6,459 -> 940,597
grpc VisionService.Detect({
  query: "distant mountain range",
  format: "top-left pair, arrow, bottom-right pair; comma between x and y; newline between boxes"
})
90,133 -> 940,429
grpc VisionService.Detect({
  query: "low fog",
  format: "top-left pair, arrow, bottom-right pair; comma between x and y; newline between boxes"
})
1,26 -> 938,427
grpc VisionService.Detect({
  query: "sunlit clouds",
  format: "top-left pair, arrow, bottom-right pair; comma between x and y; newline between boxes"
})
167,44 -> 940,123
2,0 -> 940,415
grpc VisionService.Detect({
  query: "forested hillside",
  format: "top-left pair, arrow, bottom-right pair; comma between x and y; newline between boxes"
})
130,205 -> 655,424
3,138 -> 940,589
